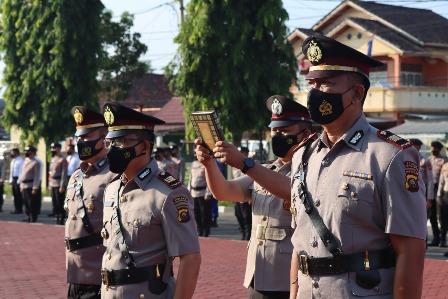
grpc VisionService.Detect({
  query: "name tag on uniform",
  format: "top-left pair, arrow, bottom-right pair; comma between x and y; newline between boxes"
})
104,201 -> 114,207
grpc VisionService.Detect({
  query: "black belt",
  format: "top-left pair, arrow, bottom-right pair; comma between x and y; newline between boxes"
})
65,233 -> 102,251
101,264 -> 165,286
52,176 -> 61,179
12,176 -> 18,180
191,186 -> 206,191
21,179 -> 33,183
298,248 -> 396,276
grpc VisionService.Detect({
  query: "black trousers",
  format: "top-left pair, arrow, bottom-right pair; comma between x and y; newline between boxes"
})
21,188 -> 39,221
68,283 -> 100,299
194,196 -> 212,237
51,187 -> 66,223
11,177 -> 22,212
428,184 -> 441,242
235,202 -> 252,240
0,182 -> 3,210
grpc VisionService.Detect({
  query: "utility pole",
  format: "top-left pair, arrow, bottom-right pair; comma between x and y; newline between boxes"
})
179,0 -> 185,24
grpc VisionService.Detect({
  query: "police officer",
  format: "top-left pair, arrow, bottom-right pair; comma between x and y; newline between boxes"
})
429,140 -> 448,246
19,145 -> 41,222
211,35 -> 427,298
171,145 -> 186,183
188,157 -> 212,237
9,147 -> 24,214
49,142 -> 68,224
410,139 -> 436,245
0,153 -> 5,212
195,95 -> 312,299
65,106 -> 117,299
100,102 -> 200,299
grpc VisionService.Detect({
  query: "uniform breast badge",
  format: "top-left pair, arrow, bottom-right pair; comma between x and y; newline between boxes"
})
87,201 -> 94,212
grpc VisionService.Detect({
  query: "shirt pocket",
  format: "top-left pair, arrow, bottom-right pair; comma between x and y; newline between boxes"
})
336,177 -> 375,225
123,210 -> 153,249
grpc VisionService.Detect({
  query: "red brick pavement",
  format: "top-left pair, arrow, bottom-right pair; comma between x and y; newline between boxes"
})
0,221 -> 447,299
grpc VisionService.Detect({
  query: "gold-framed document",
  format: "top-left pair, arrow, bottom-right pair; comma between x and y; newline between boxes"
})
189,110 -> 224,153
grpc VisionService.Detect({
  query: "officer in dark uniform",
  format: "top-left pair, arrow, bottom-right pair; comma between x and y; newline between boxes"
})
100,102 -> 201,299
209,35 -> 427,298
65,106 -> 117,299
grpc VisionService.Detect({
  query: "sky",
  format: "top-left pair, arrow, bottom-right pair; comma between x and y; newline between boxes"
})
101,0 -> 448,75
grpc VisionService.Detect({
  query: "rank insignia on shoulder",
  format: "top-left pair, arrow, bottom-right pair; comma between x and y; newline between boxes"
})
177,205 -> 190,223
348,130 -> 364,146
158,172 -> 182,189
173,196 -> 188,205
138,168 -> 152,180
377,131 -> 412,149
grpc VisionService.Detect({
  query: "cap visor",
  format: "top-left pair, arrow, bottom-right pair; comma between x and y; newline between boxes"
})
105,129 -> 138,139
75,127 -> 102,137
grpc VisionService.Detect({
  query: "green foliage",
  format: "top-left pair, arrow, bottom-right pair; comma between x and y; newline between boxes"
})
168,0 -> 297,142
0,0 -> 103,145
98,10 -> 150,102
0,1 -> 149,146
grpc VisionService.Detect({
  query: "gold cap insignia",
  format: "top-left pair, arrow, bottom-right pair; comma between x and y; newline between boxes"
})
319,100 -> 333,116
73,108 -> 83,124
104,106 -> 114,125
271,98 -> 283,116
307,40 -> 322,64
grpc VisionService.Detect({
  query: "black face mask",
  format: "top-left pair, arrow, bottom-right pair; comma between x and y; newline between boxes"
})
107,141 -> 145,174
25,152 -> 31,158
307,87 -> 353,125
271,129 -> 305,158
432,150 -> 440,156
77,137 -> 104,161
51,150 -> 57,157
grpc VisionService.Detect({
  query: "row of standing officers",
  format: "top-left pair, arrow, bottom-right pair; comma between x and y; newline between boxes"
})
32,34 -> 428,299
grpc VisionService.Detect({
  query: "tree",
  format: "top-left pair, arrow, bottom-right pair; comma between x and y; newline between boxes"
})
98,11 -> 150,102
168,0 -> 297,143
0,0 -> 103,145
0,2 -> 149,145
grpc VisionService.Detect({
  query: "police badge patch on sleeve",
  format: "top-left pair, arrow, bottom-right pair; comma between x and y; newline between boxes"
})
177,205 -> 190,223
404,161 -> 419,192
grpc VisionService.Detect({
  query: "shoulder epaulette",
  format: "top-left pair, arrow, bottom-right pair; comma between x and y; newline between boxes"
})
377,130 -> 412,149
157,171 -> 182,189
292,132 -> 318,153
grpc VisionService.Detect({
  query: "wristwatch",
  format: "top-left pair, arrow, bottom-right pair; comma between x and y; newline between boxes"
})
242,157 -> 255,174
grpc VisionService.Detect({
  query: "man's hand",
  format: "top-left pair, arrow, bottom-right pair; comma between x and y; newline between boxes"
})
194,139 -> 215,167
32,189 -> 38,196
204,195 -> 212,201
59,187 -> 66,194
213,141 -> 247,170
426,199 -> 432,209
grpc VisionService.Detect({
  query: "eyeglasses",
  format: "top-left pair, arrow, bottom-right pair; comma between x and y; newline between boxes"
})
103,137 -> 143,149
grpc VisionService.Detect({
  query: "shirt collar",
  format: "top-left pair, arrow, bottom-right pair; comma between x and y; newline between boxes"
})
133,158 -> 158,189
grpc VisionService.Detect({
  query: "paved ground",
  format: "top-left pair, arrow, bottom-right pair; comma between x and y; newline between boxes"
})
1,197 -> 448,298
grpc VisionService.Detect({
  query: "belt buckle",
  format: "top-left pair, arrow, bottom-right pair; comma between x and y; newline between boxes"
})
101,268 -> 110,290
299,254 -> 309,276
64,238 -> 71,251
